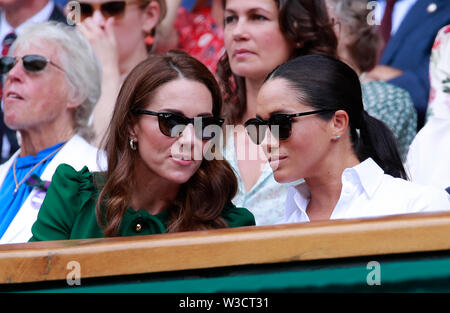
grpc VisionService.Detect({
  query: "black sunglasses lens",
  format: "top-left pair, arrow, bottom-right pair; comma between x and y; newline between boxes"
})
22,55 -> 48,72
245,119 -> 267,145
158,113 -> 187,137
0,57 -> 16,74
269,115 -> 291,140
79,3 -> 94,19
102,1 -> 127,18
197,117 -> 223,140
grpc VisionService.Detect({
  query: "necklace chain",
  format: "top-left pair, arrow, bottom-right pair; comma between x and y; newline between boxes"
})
13,145 -> 65,194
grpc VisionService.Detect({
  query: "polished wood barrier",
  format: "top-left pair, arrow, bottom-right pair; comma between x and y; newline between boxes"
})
1,211 -> 450,284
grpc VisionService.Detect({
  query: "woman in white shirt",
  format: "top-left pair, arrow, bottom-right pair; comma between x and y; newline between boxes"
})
244,54 -> 450,223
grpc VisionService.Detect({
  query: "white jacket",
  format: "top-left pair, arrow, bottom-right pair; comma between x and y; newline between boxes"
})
0,135 -> 106,244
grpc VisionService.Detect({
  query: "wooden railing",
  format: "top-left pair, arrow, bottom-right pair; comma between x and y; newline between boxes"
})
1,211 -> 450,284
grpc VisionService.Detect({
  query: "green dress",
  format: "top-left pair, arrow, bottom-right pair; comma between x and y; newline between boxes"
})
29,164 -> 255,241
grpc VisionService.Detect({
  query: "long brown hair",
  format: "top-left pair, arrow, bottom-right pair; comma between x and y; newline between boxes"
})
216,0 -> 337,124
96,50 -> 237,237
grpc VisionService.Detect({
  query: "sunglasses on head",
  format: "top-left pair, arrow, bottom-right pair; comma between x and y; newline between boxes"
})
132,109 -> 224,140
244,109 -> 334,145
0,54 -> 66,75
78,0 -> 142,21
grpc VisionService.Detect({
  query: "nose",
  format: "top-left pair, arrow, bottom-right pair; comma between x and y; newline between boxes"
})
178,123 -> 197,144
91,9 -> 106,28
4,58 -> 25,84
231,18 -> 250,41
172,123 -> 203,161
261,126 -> 279,156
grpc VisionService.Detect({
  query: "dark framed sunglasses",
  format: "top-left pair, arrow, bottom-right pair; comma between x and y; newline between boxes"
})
78,0 -> 142,21
132,109 -> 225,140
0,54 -> 66,74
244,109 -> 334,145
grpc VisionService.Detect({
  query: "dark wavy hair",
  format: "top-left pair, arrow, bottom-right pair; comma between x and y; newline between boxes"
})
217,0 -> 337,124
266,54 -> 407,179
96,50 -> 238,237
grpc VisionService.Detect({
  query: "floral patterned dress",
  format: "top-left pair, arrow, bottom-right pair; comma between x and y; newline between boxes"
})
406,25 -> 450,190
362,81 -> 417,160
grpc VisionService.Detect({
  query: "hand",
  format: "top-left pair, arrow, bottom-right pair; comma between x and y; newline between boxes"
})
366,65 -> 403,81
77,17 -> 120,76
78,17 -> 121,148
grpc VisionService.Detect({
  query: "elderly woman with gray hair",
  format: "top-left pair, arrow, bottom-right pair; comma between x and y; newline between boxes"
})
325,0 -> 417,160
0,21 -> 105,244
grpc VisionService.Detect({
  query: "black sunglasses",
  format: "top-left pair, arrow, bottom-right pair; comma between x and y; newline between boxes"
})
244,109 -> 334,145
78,1 -> 141,21
0,54 -> 66,75
132,109 -> 224,140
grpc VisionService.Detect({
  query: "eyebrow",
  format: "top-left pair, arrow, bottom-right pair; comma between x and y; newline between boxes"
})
160,108 -> 213,117
255,109 -> 296,120
225,7 -> 273,16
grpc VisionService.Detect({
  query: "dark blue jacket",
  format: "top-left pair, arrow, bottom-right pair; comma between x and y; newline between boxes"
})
379,0 -> 450,128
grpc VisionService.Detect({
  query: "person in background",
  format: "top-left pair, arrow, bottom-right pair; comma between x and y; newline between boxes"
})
216,0 -> 337,225
69,0 -> 167,146
405,25 -> 450,191
246,54 -> 450,223
30,50 -> 255,242
0,22 -> 104,244
368,0 -> 450,130
0,0 -> 67,163
156,0 -> 224,74
325,0 -> 417,160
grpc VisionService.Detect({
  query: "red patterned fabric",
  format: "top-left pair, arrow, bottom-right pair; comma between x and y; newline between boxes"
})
175,7 -> 225,74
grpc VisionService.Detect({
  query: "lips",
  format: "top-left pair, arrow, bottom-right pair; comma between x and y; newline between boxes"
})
5,91 -> 24,100
170,155 -> 195,166
233,48 -> 255,58
171,155 -> 192,161
268,155 -> 288,169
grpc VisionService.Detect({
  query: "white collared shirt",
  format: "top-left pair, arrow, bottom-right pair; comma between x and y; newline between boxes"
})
283,158 -> 450,223
0,1 -> 55,44
374,0 -> 418,36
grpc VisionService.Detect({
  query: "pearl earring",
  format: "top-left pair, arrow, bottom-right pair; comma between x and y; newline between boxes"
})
129,138 -> 137,150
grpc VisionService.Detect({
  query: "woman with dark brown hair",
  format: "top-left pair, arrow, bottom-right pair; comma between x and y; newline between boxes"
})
29,50 -> 255,241
216,0 -> 337,225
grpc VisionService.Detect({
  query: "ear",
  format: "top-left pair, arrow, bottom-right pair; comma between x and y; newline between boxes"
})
128,120 -> 140,140
66,90 -> 82,110
66,99 -> 81,110
329,109 -> 349,139
141,0 -> 161,34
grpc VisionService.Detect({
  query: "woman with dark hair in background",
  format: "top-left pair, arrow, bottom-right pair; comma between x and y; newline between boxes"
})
246,54 -> 449,223
30,50 -> 255,241
216,0 -> 337,225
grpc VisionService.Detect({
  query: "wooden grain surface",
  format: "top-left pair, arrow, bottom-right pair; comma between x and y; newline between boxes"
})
1,211 -> 450,284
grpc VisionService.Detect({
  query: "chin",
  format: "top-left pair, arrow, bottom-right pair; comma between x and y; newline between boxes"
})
272,168 -> 301,184
166,170 -> 197,185
230,64 -> 264,80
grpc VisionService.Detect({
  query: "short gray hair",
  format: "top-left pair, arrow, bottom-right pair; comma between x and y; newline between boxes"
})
10,21 -> 102,140
325,0 -> 382,72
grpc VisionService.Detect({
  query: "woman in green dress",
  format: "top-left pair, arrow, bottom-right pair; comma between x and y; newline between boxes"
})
30,50 -> 255,241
